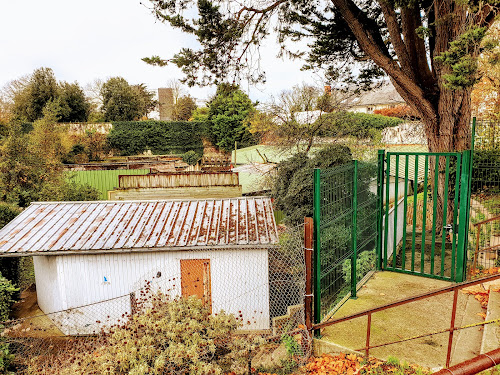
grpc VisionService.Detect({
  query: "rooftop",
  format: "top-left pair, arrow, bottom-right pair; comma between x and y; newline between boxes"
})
0,197 -> 278,256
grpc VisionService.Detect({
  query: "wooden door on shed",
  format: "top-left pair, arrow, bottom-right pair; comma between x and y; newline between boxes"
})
180,259 -> 212,313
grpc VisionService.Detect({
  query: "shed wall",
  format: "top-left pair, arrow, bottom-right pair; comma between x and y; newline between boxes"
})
41,249 -> 270,335
34,256 -> 64,314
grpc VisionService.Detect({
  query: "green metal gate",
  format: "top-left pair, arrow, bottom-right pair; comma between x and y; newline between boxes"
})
313,160 -> 378,322
378,150 -> 471,282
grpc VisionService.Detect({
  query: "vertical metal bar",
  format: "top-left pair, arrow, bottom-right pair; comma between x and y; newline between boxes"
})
365,312 -> 372,358
411,155 -> 419,272
304,217 -> 314,332
440,156 -> 451,277
393,154 -> 400,269
431,155 -> 440,275
421,156 -> 430,274
471,117 -> 477,153
451,154 -> 462,281
313,168 -> 322,330
457,151 -> 471,282
384,154 -> 391,269
446,289 -> 459,368
351,160 -> 358,299
376,150 -> 385,270
402,155 -> 409,271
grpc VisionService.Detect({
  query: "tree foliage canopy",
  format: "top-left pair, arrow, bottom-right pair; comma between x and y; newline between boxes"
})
9,68 -> 90,123
206,83 -> 256,151
146,0 -> 499,152
100,77 -> 156,121
272,144 -> 352,225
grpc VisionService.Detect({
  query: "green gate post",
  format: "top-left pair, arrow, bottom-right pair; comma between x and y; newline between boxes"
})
376,150 -> 385,270
313,168 -> 321,334
456,150 -> 472,282
351,160 -> 358,299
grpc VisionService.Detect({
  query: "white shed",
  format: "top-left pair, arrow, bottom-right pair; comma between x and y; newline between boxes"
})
0,197 -> 278,335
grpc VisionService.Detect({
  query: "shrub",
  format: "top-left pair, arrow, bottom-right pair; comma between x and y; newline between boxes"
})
0,273 -> 18,321
42,295 -> 263,375
318,111 -> 403,139
108,121 -> 205,156
181,150 -> 202,166
272,145 -> 353,225
0,340 -> 14,374
373,105 -> 418,119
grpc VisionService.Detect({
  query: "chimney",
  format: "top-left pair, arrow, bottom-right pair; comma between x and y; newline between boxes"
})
158,88 -> 174,121
324,85 -> 332,95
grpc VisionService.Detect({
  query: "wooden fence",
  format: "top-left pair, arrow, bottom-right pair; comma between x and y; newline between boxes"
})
118,172 -> 240,189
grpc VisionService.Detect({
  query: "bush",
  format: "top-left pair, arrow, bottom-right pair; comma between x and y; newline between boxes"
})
0,273 -> 18,321
272,145 -> 353,225
0,340 -> 14,374
181,150 -> 202,165
318,111 -> 403,139
108,121 -> 205,156
373,105 -> 418,119
38,295 -> 263,375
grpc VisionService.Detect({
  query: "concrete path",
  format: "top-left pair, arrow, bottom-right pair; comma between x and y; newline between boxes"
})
318,271 -> 485,369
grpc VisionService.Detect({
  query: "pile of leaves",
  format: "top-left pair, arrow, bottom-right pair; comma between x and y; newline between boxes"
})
256,353 -> 429,375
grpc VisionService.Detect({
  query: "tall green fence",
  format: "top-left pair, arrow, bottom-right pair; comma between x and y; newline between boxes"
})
66,169 -> 150,200
313,160 -> 378,322
468,119 -> 500,275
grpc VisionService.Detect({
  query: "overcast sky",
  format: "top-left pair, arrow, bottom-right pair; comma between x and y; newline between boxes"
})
0,0 -> 317,102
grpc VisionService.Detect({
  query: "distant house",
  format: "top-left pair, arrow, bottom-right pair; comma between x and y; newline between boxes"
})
0,197 -> 278,335
348,81 -> 405,114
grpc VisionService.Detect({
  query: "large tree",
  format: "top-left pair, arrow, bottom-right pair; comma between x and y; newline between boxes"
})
100,77 -> 156,121
145,0 -> 498,153
206,83 -> 255,151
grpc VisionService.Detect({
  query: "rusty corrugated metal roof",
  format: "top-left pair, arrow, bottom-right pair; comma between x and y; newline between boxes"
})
0,197 -> 278,256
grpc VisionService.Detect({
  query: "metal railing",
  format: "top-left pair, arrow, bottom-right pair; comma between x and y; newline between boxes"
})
312,273 -> 500,368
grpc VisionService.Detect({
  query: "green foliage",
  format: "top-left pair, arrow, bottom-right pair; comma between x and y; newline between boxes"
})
191,106 -> 209,122
342,250 -> 376,285
0,340 -> 14,375
108,120 -> 205,156
318,111 -> 403,139
100,78 -> 156,121
173,95 -> 197,120
181,150 -> 202,165
11,67 -> 58,122
9,68 -> 90,123
435,27 -> 488,89
57,82 -> 90,122
272,144 -> 353,225
207,84 -> 256,152
50,295 -> 263,375
0,203 -> 20,229
386,356 -> 401,367
0,272 -> 18,321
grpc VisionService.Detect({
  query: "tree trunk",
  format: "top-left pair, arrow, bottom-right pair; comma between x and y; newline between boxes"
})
420,87 -> 472,231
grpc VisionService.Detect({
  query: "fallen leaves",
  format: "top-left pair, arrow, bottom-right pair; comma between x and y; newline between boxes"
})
305,353 -> 361,375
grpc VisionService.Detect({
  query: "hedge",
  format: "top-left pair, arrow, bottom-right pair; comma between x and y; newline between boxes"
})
108,121 -> 206,156
318,111 -> 404,139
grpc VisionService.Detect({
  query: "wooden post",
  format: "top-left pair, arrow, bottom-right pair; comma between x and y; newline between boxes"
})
304,217 -> 314,332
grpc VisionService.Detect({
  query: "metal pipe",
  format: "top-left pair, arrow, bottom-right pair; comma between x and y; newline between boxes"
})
433,348 -> 500,375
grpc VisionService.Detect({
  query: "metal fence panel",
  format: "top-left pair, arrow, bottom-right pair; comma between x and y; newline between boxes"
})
313,161 -> 378,322
468,119 -> 500,276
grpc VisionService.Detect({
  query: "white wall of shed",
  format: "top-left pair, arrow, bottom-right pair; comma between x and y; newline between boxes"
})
38,249 -> 270,335
33,256 -> 64,314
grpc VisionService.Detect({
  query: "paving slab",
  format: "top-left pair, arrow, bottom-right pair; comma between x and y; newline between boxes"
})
319,271 -> 473,369
481,288 -> 500,354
